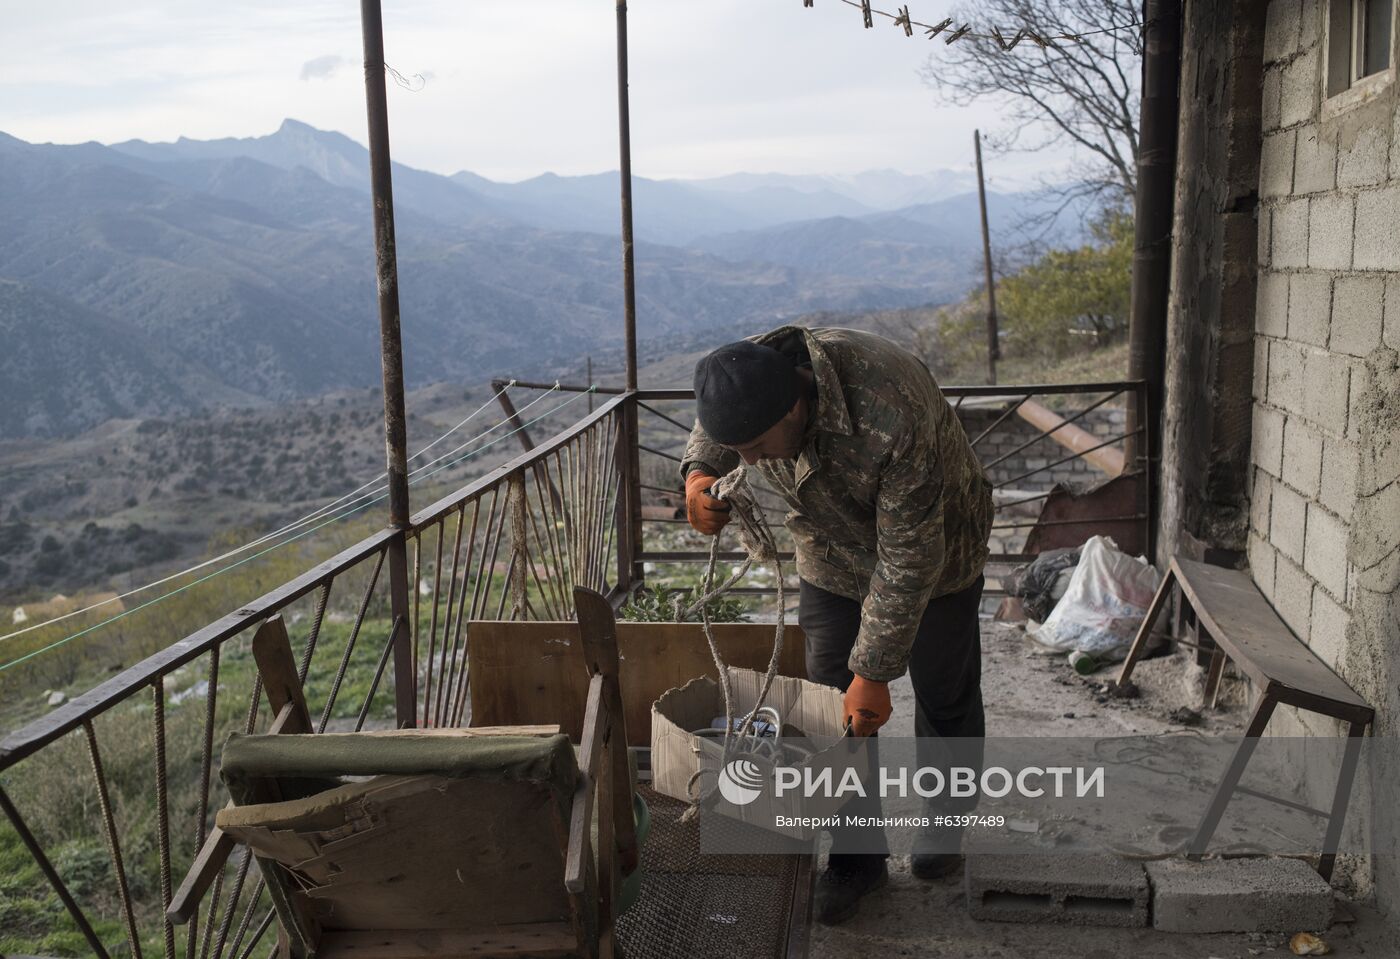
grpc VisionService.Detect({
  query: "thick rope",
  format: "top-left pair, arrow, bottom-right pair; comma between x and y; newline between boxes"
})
681,465 -> 785,816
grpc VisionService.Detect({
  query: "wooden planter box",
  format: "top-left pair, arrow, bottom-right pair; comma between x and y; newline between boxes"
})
467,620 -> 805,746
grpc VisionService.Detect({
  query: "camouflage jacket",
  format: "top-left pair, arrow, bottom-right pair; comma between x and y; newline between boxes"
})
681,326 -> 993,683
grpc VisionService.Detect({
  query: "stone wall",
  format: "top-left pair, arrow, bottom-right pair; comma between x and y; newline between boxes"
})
1252,0 -> 1400,912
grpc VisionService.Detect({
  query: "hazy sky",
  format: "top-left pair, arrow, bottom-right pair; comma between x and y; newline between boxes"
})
1,0 -> 1074,185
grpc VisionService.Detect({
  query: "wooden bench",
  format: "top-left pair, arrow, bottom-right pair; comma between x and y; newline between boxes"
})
1117,556 -> 1374,881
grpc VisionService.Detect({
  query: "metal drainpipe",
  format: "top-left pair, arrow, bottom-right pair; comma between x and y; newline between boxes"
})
1126,0 -> 1181,520
359,0 -> 416,726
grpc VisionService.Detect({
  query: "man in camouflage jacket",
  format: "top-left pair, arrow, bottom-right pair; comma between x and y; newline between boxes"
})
681,325 -> 993,923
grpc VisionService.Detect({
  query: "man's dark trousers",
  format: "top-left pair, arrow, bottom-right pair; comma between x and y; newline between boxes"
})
799,574 -> 986,865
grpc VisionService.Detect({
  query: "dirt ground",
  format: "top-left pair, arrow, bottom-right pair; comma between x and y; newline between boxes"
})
810,620 -> 1397,958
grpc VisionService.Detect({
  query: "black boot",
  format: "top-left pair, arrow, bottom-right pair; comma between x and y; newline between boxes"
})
910,827 -> 965,881
814,854 -> 888,926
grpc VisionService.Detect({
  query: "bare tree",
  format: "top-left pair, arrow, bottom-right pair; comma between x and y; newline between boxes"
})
921,0 -> 1142,216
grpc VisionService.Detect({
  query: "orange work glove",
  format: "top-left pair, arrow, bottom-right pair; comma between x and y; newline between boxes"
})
684,470 -> 732,535
844,675 -> 892,737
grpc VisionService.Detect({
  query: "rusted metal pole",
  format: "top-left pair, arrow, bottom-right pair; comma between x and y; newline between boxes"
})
974,130 -> 999,385
1125,0 -> 1181,475
359,0 -> 416,727
490,381 -> 537,454
615,0 -> 643,596
617,3 -> 638,392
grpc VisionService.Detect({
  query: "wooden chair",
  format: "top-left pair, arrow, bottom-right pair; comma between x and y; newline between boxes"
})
169,587 -> 637,959
1118,556 -> 1374,881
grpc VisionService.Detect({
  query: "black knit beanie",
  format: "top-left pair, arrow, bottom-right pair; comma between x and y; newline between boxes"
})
693,341 -> 801,445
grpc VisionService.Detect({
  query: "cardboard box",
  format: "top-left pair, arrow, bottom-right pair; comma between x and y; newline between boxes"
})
651,666 -> 864,834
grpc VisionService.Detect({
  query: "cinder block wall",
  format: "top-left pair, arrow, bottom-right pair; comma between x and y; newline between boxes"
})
1254,0 -> 1400,909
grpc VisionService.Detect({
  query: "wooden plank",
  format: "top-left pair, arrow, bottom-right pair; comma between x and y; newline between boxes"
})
468,621 -> 806,746
318,923 -> 577,957
1172,558 -> 1372,716
167,825 -> 234,924
574,588 -> 638,881
252,617 -> 314,734
564,674 -> 606,895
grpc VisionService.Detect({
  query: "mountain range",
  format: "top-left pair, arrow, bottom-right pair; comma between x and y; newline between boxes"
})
0,119 -> 1070,440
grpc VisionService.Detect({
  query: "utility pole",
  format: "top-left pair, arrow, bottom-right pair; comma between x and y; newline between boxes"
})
974,130 -> 999,386
359,0 -> 416,726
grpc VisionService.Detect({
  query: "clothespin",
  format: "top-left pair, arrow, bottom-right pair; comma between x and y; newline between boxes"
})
945,22 -> 972,43
991,27 -> 1027,50
1025,30 -> 1052,48
1058,33 -> 1085,43
803,0 -> 813,7
924,17 -> 953,39
895,5 -> 913,36
860,0 -> 873,28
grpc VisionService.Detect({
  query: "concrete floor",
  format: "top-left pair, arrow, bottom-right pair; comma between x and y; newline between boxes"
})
809,621 -> 1396,958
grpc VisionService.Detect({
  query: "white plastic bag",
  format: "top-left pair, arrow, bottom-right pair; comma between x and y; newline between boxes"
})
1027,535 -> 1161,660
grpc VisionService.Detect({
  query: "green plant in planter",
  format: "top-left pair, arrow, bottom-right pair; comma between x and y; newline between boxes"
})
618,586 -> 746,624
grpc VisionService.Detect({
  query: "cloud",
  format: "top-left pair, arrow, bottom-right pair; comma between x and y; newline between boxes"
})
299,55 -> 344,82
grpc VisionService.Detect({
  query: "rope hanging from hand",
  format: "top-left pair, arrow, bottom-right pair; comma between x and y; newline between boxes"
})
680,465 -> 786,815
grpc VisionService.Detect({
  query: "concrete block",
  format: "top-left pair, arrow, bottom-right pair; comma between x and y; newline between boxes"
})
1287,271 -> 1331,346
965,855 -> 1147,927
1274,554 -> 1315,641
1271,480 -> 1308,561
1249,531 -> 1278,600
1282,418 -> 1323,496
1353,184 -> 1400,271
1300,0 -> 1323,47
1253,404 -> 1286,477
1309,584 -> 1350,670
1146,858 -> 1333,933
1263,0 -> 1302,62
1319,435 -> 1357,514
1258,204 -> 1273,266
1256,271 -> 1289,337
1306,193 -> 1354,270
1254,335 -> 1270,401
1250,470 -> 1274,538
1304,502 -> 1349,597
1385,274 -> 1400,350
1267,340 -> 1307,415
1338,123 -> 1390,188
1302,349 -> 1351,433
1260,129 -> 1296,197
1280,46 -> 1320,127
1293,124 -> 1336,193
1271,197 -> 1309,268
1262,67 -> 1283,132
1331,275 -> 1384,356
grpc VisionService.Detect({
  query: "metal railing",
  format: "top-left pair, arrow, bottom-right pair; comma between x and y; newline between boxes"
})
629,381 -> 1152,600
0,393 -> 627,959
0,381 -> 1146,957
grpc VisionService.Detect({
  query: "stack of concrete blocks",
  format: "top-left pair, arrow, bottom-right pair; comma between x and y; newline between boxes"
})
966,855 -> 1334,932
